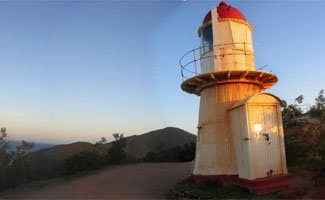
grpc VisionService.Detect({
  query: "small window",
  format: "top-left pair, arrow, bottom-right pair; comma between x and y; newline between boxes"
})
201,25 -> 213,54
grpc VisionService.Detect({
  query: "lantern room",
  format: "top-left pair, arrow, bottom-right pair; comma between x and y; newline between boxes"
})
196,1 -> 256,74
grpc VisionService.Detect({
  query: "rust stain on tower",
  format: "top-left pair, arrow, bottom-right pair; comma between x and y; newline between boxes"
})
180,1 -> 292,194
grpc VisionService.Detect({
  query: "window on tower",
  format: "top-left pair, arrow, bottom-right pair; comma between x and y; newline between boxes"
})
201,25 -> 213,54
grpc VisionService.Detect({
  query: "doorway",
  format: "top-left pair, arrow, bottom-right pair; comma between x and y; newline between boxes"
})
248,105 -> 283,178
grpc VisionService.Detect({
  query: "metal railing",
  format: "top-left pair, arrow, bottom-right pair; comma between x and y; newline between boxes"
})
179,42 -> 254,80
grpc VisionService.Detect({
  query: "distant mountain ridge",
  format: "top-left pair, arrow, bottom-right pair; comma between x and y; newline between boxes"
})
111,127 -> 196,159
8,140 -> 55,152
25,127 -> 196,181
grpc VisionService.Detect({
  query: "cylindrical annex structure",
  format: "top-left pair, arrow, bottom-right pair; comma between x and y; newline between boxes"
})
194,83 -> 261,176
180,1 -> 291,194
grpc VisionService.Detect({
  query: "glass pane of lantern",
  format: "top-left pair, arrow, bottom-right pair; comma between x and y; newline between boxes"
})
201,25 -> 213,54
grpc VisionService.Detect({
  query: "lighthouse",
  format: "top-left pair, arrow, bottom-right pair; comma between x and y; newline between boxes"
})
180,1 -> 291,194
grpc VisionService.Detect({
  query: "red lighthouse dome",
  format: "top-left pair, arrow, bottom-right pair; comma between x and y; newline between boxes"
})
202,1 -> 247,24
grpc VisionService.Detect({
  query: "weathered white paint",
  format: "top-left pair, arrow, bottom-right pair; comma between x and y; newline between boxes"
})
229,93 -> 288,180
200,51 -> 215,73
187,4 -> 289,181
193,83 -> 261,175
210,7 -> 255,72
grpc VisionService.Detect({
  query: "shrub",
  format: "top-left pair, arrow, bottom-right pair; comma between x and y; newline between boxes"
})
144,142 -> 196,162
64,150 -> 104,174
107,133 -> 126,164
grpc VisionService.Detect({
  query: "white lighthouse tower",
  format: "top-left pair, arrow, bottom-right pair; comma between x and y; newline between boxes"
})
180,1 -> 291,194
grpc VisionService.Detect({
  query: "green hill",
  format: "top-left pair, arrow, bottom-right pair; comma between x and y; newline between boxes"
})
25,127 -> 196,181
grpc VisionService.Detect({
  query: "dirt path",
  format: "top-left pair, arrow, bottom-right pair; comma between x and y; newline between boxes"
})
2,162 -> 192,199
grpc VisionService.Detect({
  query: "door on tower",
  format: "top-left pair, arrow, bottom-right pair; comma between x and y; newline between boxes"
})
248,105 -> 283,179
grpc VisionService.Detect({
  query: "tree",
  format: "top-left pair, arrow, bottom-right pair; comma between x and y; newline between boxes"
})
315,89 -> 325,109
0,128 -> 10,189
295,95 -> 304,104
0,128 -> 10,166
281,95 -> 304,126
0,128 -> 35,190
96,137 -> 107,145
14,140 -> 35,159
309,89 -> 325,122
281,100 -> 287,108
5,140 -> 34,187
107,133 -> 126,164
94,137 -> 107,149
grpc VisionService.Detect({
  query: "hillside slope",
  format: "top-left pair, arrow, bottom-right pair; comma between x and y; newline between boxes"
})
120,127 -> 196,159
25,127 -> 196,181
26,142 -> 107,180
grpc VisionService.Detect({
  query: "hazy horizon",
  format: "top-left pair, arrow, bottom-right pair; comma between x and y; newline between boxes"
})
7,126 -> 191,144
0,1 -> 324,143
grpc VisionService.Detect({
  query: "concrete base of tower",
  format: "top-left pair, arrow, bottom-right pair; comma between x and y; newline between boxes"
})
193,173 -> 293,194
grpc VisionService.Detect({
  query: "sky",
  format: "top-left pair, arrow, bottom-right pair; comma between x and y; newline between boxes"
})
0,1 -> 324,144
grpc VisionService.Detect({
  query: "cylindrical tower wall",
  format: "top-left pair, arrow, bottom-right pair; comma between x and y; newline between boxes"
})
193,82 -> 261,175
198,8 -> 255,75
212,6 -> 255,72
213,19 -> 255,71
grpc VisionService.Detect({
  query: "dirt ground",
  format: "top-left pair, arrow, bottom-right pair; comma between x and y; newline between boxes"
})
282,168 -> 325,199
2,162 -> 193,199
2,162 -> 325,199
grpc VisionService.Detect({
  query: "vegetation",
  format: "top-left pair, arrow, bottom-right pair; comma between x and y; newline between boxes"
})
64,133 -> 128,174
1,89 -> 323,193
171,90 -> 325,199
64,151 -> 105,174
64,137 -> 108,174
0,127 -> 195,192
309,89 -> 325,123
107,133 -> 126,164
144,142 -> 195,162
64,133 -> 195,175
0,128 -> 35,190
281,95 -> 304,127
170,176 -> 281,199
122,127 -> 196,159
282,90 -> 325,170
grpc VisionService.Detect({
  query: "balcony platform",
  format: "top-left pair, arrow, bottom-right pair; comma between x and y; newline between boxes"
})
181,70 -> 278,95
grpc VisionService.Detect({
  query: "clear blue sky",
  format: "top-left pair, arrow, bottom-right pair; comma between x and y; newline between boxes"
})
0,1 -> 324,144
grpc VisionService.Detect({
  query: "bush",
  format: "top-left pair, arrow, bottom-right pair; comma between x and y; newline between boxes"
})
107,133 -> 126,164
0,129 -> 35,191
285,120 -> 325,170
144,142 -> 196,162
64,150 -> 105,174
170,176 -> 281,199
